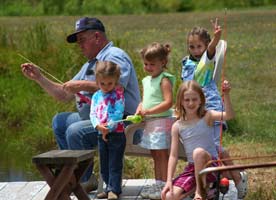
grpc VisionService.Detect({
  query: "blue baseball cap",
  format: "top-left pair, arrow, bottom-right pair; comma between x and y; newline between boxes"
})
67,17 -> 105,43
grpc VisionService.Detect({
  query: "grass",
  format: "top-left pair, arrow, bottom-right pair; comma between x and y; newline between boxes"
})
0,9 -> 276,198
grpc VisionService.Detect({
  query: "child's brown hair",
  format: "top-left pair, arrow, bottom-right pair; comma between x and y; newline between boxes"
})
140,42 -> 171,69
95,61 -> 121,83
187,26 -> 211,47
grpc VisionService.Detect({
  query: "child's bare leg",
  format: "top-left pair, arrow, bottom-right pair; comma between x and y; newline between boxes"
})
193,147 -> 212,199
220,150 -> 241,184
151,149 -> 169,181
164,185 -> 192,200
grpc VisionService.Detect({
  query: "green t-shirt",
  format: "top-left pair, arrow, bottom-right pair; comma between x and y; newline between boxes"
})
142,72 -> 175,117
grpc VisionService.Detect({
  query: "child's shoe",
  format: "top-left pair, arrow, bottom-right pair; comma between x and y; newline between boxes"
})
108,191 -> 118,200
236,171 -> 248,199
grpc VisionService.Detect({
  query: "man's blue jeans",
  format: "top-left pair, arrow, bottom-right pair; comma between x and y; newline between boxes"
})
98,132 -> 126,195
52,112 -> 98,181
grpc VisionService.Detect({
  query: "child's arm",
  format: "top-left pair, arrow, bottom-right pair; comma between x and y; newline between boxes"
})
207,80 -> 235,123
162,122 -> 179,198
195,18 -> 221,86
222,80 -> 235,120
207,18 -> 222,59
90,93 -> 100,129
141,77 -> 173,115
90,93 -> 110,141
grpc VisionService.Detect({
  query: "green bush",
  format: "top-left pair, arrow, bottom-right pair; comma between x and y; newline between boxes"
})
0,0 -> 275,16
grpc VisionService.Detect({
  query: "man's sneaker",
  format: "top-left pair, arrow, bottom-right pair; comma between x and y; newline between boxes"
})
148,183 -> 164,200
140,184 -> 154,199
81,173 -> 98,193
236,171 -> 248,199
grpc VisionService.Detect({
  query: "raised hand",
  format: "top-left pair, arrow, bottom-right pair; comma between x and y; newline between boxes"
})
210,18 -> 222,40
222,80 -> 231,94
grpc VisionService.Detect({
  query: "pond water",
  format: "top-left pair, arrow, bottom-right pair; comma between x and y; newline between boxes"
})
0,145 -> 42,182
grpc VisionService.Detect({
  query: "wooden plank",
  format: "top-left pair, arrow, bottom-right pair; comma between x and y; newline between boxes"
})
0,182 -> 27,200
122,178 -> 154,198
0,179 -> 238,200
15,181 -> 46,200
32,150 -> 95,165
32,183 -> 50,200
0,182 -> 7,191
0,179 -> 155,200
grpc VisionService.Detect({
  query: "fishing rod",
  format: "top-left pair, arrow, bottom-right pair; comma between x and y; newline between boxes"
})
18,53 -> 91,104
198,161 -> 276,200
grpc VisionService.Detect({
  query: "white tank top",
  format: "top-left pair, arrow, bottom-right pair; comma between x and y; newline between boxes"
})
178,118 -> 218,163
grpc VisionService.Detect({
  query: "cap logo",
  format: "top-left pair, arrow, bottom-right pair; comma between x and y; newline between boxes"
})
75,20 -> 81,30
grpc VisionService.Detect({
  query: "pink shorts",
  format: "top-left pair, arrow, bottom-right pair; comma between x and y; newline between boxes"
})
173,161 -> 218,193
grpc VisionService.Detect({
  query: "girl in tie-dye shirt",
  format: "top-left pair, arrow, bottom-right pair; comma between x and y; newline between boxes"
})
90,61 -> 125,199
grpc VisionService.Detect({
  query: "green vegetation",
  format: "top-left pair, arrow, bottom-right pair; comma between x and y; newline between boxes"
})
0,0 -> 275,16
0,9 -> 276,198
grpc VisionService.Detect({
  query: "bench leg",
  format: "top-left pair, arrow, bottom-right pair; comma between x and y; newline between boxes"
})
36,164 -> 73,200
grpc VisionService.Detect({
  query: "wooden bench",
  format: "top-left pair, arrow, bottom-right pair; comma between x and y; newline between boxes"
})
32,150 -> 95,200
124,121 -> 187,159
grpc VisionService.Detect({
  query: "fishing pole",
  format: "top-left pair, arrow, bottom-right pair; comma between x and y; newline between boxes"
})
18,53 -> 91,104
218,8 -> 228,161
18,53 -> 63,84
109,115 -> 143,125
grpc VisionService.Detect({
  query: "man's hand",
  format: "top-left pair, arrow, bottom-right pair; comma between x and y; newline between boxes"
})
21,63 -> 42,81
63,80 -> 83,93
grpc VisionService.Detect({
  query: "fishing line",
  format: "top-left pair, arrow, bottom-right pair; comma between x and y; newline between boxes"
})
18,53 -> 64,84
18,53 -> 91,104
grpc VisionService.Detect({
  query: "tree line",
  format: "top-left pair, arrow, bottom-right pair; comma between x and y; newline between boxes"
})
0,0 -> 275,16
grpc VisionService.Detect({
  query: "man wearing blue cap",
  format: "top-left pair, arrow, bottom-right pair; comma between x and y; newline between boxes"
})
21,17 -> 141,196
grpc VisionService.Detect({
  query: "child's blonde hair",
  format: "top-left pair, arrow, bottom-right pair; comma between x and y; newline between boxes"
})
187,26 -> 211,47
95,61 -> 121,83
140,42 -> 171,69
175,80 -> 206,120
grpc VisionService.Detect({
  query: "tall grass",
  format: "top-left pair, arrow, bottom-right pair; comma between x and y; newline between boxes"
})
0,10 -> 276,198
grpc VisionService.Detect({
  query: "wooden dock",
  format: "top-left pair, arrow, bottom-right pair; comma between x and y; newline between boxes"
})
0,179 -> 238,200
0,179 -> 157,200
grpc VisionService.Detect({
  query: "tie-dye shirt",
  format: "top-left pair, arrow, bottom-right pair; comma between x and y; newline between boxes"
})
90,86 -> 125,134
181,51 -> 223,112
